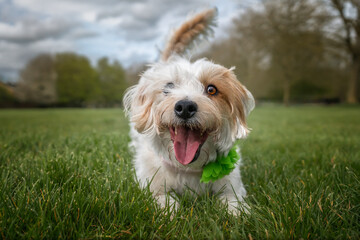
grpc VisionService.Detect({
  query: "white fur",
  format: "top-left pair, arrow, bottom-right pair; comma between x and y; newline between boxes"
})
124,56 -> 254,213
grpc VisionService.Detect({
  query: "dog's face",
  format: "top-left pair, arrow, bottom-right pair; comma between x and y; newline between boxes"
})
124,56 -> 254,170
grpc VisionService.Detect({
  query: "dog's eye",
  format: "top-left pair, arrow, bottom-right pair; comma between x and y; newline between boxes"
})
206,85 -> 218,95
163,82 -> 175,94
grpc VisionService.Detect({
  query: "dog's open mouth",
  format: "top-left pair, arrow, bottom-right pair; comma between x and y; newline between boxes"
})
169,126 -> 208,165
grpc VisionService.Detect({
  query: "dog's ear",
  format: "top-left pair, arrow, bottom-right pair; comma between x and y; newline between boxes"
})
123,80 -> 155,133
234,86 -> 255,139
225,70 -> 255,139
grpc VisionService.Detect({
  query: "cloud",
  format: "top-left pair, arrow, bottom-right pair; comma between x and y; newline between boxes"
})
98,0 -> 214,41
0,0 -> 250,82
0,18 -> 76,43
67,28 -> 99,40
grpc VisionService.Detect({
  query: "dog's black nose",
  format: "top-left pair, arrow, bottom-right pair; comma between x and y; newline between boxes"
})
174,100 -> 197,119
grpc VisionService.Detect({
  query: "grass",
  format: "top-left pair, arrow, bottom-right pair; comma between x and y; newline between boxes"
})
0,106 -> 359,239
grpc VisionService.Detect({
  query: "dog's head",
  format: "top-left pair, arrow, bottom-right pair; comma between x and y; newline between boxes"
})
124,56 -> 254,169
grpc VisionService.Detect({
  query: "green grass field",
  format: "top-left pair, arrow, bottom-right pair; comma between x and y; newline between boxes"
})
0,106 -> 359,239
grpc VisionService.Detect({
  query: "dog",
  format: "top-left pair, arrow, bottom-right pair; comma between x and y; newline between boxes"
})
124,8 -> 254,213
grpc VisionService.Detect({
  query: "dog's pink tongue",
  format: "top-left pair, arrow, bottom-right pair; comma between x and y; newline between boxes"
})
172,126 -> 203,165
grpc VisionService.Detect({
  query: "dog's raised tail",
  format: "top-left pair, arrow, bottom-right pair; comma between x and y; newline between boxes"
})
161,8 -> 217,61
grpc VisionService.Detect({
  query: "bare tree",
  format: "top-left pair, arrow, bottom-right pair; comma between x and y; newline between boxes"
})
331,0 -> 360,103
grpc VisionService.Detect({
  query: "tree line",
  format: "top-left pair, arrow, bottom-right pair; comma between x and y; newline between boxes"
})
0,0 -> 358,107
1,53 -> 128,107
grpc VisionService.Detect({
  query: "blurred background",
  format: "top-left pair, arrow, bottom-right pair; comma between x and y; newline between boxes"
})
0,0 -> 358,108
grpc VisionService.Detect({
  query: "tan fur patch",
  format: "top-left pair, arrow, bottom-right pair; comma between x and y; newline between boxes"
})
132,101 -> 152,133
199,67 -> 250,134
131,86 -> 158,133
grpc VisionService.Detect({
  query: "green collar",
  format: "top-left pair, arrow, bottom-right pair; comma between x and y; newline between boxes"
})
200,145 -> 240,183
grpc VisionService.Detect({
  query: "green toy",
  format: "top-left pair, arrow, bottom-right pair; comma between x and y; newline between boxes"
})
200,145 -> 240,183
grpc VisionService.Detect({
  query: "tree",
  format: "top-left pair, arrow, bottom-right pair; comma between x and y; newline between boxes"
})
15,54 -> 57,105
55,53 -> 100,106
97,57 -> 127,106
330,0 -> 360,103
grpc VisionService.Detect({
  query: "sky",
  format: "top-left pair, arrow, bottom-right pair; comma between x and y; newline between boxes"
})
0,0 -> 256,82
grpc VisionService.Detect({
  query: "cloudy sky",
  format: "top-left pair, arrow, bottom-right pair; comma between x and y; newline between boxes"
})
0,0 -> 256,82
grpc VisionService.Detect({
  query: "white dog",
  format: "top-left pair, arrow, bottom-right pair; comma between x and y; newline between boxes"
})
124,9 -> 254,213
